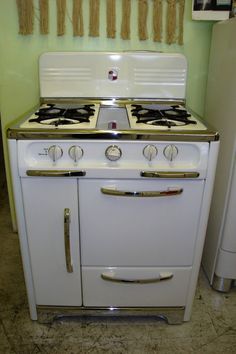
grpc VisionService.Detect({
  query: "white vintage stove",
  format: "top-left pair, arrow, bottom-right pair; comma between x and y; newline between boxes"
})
8,52 -> 219,324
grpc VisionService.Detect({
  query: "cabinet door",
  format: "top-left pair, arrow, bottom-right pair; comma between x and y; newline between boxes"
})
21,178 -> 82,306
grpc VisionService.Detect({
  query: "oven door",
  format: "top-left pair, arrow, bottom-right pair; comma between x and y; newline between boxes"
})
80,178 -> 205,267
80,178 -> 204,307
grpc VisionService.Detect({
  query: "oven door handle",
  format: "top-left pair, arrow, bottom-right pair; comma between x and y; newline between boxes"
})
26,170 -> 86,177
64,208 -> 73,273
101,187 -> 183,197
101,272 -> 174,284
140,171 -> 200,179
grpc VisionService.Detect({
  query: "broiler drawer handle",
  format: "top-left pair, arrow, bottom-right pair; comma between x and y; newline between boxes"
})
101,187 -> 183,197
64,208 -> 73,273
101,272 -> 174,284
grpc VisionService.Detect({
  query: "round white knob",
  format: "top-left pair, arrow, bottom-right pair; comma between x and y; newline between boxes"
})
69,145 -> 83,163
143,145 -> 158,161
105,145 -> 122,161
48,145 -> 63,162
164,145 -> 178,161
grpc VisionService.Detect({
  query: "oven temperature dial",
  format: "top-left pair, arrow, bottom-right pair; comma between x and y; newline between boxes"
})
143,145 -> 158,161
69,145 -> 83,162
48,145 -> 63,162
164,145 -> 178,161
105,145 -> 122,161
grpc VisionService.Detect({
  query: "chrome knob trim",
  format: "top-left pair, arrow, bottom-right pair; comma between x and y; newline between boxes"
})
48,145 -> 63,162
163,145 -> 178,162
68,145 -> 83,162
105,145 -> 122,161
143,144 -> 158,161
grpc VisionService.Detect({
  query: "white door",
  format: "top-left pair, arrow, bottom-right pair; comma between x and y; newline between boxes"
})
80,179 -> 205,267
21,178 -> 82,306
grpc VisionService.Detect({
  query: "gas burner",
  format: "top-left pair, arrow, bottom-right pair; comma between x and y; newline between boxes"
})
148,120 -> 179,128
131,104 -> 197,127
28,104 -> 96,126
131,104 -> 163,119
34,104 -> 66,118
160,105 -> 191,119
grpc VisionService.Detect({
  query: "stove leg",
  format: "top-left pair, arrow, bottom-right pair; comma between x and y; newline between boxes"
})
212,274 -> 233,292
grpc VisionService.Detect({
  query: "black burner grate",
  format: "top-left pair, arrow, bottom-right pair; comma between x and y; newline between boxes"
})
131,104 -> 197,127
29,104 -> 96,126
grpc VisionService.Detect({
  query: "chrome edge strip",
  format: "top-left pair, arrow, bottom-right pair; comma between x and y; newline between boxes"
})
8,129 -> 219,142
37,306 -> 185,325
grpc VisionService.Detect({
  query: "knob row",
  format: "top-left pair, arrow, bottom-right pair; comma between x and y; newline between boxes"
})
143,144 -> 178,162
48,144 -> 179,163
48,145 -> 83,163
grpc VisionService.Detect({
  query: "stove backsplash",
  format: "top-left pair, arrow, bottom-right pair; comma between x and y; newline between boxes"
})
39,52 -> 187,100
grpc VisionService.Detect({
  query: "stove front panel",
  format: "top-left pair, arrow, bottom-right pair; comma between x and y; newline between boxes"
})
17,140 -> 210,179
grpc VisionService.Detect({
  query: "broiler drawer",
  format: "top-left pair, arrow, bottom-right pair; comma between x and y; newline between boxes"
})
82,266 -> 192,307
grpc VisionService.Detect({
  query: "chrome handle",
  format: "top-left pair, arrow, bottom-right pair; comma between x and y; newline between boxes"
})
101,272 -> 173,284
101,187 -> 183,197
26,170 -> 86,177
141,171 -> 199,179
64,208 -> 73,273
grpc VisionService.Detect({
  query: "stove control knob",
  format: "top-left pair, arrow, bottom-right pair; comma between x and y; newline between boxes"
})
105,145 -> 122,161
143,145 -> 158,161
164,145 -> 178,162
48,145 -> 63,162
69,145 -> 83,162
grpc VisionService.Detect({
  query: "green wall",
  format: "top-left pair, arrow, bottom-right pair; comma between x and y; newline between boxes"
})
0,0 -> 214,227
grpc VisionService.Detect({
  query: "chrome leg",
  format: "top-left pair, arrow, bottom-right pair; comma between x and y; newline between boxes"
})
212,274 -> 233,293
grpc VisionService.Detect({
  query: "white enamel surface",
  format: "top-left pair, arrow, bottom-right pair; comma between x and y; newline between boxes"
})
21,178 -> 82,306
79,179 -> 205,267
220,152 -> 236,252
215,249 -> 236,279
8,140 -> 38,319
17,140 -> 209,179
202,18 -> 236,284
82,266 -> 191,307
39,52 -> 187,99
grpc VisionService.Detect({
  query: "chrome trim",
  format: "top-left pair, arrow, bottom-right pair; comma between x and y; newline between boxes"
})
64,208 -> 73,273
26,170 -> 86,177
212,274 -> 233,293
141,171 -> 200,179
7,128 -> 219,141
101,187 -> 183,197
40,97 -> 186,107
37,306 -> 185,325
101,272 -> 173,284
